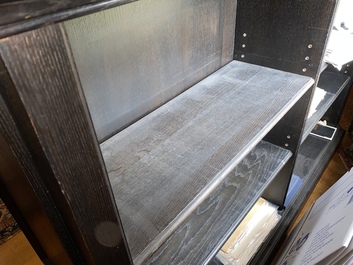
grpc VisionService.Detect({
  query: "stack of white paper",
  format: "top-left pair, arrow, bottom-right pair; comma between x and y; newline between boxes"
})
324,0 -> 353,70
217,198 -> 280,265
276,168 -> 353,265
324,30 -> 353,70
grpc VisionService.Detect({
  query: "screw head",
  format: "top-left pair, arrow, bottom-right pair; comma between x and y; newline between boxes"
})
243,33 -> 247,37
308,44 -> 313,48
302,68 -> 307,72
241,54 -> 245,58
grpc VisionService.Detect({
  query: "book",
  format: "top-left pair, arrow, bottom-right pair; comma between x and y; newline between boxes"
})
284,174 -> 303,207
275,168 -> 353,265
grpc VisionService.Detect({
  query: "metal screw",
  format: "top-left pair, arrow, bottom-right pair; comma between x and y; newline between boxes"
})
347,64 -> 350,67
308,44 -> 313,48
243,33 -> 247,37
287,135 -> 291,139
242,44 -> 246,48
302,68 -> 307,72
305,56 -> 310,60
345,70 -> 348,74
241,54 -> 245,58
285,143 -> 289,147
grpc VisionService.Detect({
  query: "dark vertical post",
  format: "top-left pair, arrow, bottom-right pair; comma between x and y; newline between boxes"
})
0,24 -> 132,264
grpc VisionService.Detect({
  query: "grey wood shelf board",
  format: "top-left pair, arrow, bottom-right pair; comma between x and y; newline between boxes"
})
302,71 -> 350,142
100,60 -> 314,260
145,141 -> 291,265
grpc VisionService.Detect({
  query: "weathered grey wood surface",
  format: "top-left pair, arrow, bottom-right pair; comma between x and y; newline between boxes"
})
302,71 -> 351,142
146,141 -> 291,265
101,60 -> 313,260
65,0 -> 236,141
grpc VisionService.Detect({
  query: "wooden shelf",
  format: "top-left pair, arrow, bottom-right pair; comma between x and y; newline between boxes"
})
302,71 -> 350,142
100,60 -> 313,262
294,131 -> 343,181
0,0 -> 137,39
146,141 -> 291,265
249,127 -> 345,265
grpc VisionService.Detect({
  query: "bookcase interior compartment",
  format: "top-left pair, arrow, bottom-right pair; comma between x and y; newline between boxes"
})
302,70 -> 351,142
100,60 -> 312,263
250,127 -> 346,264
0,0 -> 349,264
145,141 -> 290,265
64,0 -> 236,142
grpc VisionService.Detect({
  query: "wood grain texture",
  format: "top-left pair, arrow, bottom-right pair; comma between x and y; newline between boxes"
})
0,131 -> 48,263
0,25 -> 132,264
0,0 -> 138,39
0,128 -> 74,265
250,128 -> 345,265
0,57 -> 81,264
145,141 -> 291,265
0,232 -> 42,265
101,60 -> 313,260
65,0 -> 236,141
234,0 -> 336,77
302,71 -> 351,141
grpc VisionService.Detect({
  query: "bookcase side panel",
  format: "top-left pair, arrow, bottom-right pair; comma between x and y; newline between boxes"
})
0,24 -> 132,264
234,0 -> 337,77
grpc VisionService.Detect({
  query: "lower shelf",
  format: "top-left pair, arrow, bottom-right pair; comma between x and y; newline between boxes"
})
247,126 -> 345,265
143,141 -> 291,265
302,71 -> 350,142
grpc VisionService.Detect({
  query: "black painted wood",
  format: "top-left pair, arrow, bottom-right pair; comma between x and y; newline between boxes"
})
0,0 -> 138,39
249,127 -> 345,265
0,58 -> 82,264
101,60 -> 313,261
262,88 -> 313,207
234,0 -> 337,77
0,25 -> 132,264
302,70 -> 351,141
146,141 -> 291,265
0,133 -> 48,263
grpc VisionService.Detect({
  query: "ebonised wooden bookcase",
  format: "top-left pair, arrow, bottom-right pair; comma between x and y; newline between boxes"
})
0,0 -> 351,264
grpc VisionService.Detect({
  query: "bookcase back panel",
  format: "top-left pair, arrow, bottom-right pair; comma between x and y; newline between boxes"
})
234,0 -> 337,77
64,0 -> 236,141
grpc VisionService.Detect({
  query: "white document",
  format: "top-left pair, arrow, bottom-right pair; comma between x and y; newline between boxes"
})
276,168 -> 353,265
324,30 -> 353,70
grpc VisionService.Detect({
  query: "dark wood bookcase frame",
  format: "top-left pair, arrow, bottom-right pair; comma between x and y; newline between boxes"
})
0,0 -> 351,264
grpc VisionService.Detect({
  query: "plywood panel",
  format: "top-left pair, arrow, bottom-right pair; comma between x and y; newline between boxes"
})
65,0 -> 236,141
